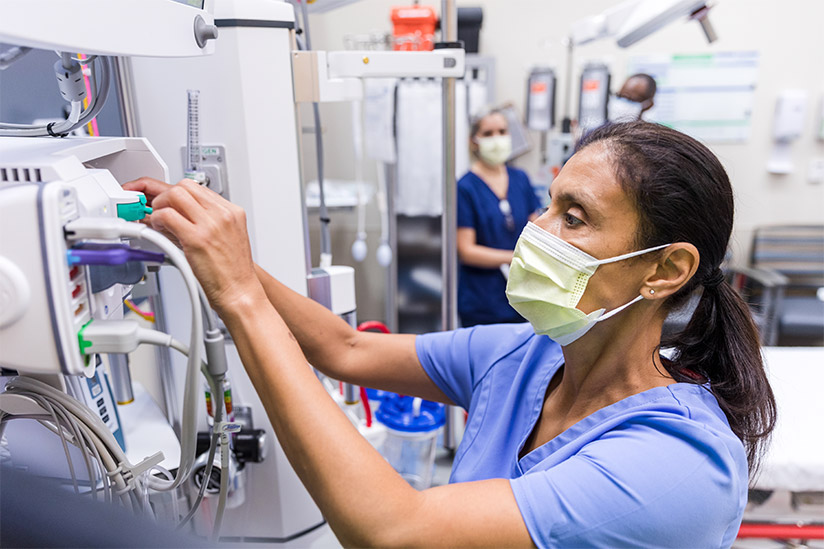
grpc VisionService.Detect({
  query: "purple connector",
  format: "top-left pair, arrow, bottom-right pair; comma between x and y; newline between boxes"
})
67,243 -> 165,266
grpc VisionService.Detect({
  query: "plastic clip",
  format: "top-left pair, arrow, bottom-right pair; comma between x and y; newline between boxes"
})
116,451 -> 165,492
46,122 -> 69,138
216,421 -> 242,434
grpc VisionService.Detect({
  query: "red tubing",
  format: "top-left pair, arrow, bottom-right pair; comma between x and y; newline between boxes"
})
357,321 -> 391,334
737,523 -> 824,539
356,321 -> 391,425
360,386 -> 372,427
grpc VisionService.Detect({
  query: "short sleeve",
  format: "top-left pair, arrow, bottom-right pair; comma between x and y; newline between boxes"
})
415,324 -> 536,409
457,179 -> 477,229
509,415 -> 746,548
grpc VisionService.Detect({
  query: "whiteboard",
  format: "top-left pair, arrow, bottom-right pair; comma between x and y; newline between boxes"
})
628,51 -> 760,143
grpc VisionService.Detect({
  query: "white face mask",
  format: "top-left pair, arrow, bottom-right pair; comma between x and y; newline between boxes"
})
505,222 -> 670,346
608,96 -> 644,122
476,135 -> 512,166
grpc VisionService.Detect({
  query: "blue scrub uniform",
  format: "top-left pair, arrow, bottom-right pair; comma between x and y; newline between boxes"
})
416,323 -> 748,548
457,167 -> 542,327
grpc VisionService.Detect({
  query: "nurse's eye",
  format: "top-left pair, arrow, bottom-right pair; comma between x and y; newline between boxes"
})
563,212 -> 584,227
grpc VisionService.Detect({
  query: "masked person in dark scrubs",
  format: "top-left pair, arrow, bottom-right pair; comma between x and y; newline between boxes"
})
456,108 -> 543,327
608,73 -> 657,122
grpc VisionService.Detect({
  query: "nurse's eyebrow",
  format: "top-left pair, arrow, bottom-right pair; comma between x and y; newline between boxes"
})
552,190 -> 592,210
551,189 -> 604,223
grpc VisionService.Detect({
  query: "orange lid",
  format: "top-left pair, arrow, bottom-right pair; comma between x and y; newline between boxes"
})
391,5 -> 437,24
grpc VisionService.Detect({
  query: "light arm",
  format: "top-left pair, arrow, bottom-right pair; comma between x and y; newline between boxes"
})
254,264 -> 450,403
142,178 -> 535,546
222,290 -> 533,548
457,227 -> 514,269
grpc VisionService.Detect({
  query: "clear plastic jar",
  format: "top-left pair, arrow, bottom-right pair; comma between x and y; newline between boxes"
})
375,395 -> 445,490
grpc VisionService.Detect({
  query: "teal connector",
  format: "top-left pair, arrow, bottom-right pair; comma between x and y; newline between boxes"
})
116,194 -> 153,221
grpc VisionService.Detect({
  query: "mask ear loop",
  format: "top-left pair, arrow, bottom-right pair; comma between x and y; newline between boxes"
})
596,294 -> 645,322
587,244 -> 669,322
584,243 -> 671,268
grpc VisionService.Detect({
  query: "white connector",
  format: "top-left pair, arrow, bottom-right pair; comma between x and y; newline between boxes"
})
64,216 -> 145,241
79,319 -> 174,355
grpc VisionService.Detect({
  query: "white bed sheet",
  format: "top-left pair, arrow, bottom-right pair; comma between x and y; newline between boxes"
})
754,347 -> 824,492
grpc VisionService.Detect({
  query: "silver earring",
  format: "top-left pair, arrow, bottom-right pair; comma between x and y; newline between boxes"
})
649,289 -> 655,295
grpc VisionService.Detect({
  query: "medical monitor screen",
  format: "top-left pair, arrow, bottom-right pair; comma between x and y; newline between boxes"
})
169,0 -> 204,8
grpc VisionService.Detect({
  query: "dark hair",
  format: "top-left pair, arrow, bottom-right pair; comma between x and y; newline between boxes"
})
577,121 -> 776,479
627,73 -> 657,101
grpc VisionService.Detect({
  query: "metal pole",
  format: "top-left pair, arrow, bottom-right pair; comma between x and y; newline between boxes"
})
107,353 -> 135,405
385,162 -> 399,333
540,131 -> 549,166
112,57 -> 141,137
441,0 -> 460,451
562,38 -> 574,133
113,57 -> 180,434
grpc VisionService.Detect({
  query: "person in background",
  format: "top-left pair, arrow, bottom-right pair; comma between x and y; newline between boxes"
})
608,73 -> 657,122
456,107 -> 543,327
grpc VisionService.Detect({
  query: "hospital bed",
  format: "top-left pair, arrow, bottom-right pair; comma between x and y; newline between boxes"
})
738,346 -> 824,542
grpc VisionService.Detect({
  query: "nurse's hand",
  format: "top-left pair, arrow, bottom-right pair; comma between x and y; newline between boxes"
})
122,178 -> 179,245
123,177 -> 261,314
122,176 -> 173,204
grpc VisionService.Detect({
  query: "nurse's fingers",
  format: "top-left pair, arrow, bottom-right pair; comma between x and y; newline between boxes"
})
122,177 -> 172,205
148,206 -> 197,246
151,182 -> 209,225
174,179 -> 230,212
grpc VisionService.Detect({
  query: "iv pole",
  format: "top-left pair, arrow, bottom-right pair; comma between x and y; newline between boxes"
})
440,0 -> 460,452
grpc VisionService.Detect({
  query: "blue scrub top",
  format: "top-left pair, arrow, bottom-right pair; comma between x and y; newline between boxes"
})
457,167 -> 542,326
416,323 -> 748,548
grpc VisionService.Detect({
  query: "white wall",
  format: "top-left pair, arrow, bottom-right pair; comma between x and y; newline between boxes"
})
308,0 -> 824,269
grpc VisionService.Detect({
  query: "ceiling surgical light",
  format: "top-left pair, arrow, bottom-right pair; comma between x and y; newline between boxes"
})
571,0 -> 718,49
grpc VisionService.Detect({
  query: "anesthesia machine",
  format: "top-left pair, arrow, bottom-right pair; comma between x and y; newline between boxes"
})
0,0 -> 464,543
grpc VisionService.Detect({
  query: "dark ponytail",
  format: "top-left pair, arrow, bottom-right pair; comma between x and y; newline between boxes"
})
578,121 -> 776,478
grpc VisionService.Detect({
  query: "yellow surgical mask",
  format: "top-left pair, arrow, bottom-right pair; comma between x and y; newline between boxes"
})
505,222 -> 669,346
476,135 -> 512,166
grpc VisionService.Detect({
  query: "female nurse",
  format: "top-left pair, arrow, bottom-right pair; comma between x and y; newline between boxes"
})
457,108 -> 543,326
126,121 -> 775,548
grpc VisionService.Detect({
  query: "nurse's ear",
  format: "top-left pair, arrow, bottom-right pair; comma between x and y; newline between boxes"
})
469,136 -> 480,156
642,243 -> 699,300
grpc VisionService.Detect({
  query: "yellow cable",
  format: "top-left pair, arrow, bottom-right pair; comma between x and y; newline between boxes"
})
124,299 -> 155,323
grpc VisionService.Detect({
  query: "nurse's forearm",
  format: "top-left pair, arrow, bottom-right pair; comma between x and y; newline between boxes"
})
458,244 -> 513,269
254,264 -> 450,403
220,289 -> 425,547
254,264 -> 358,372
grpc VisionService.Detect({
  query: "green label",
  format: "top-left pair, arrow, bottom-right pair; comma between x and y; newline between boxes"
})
672,53 -> 713,65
